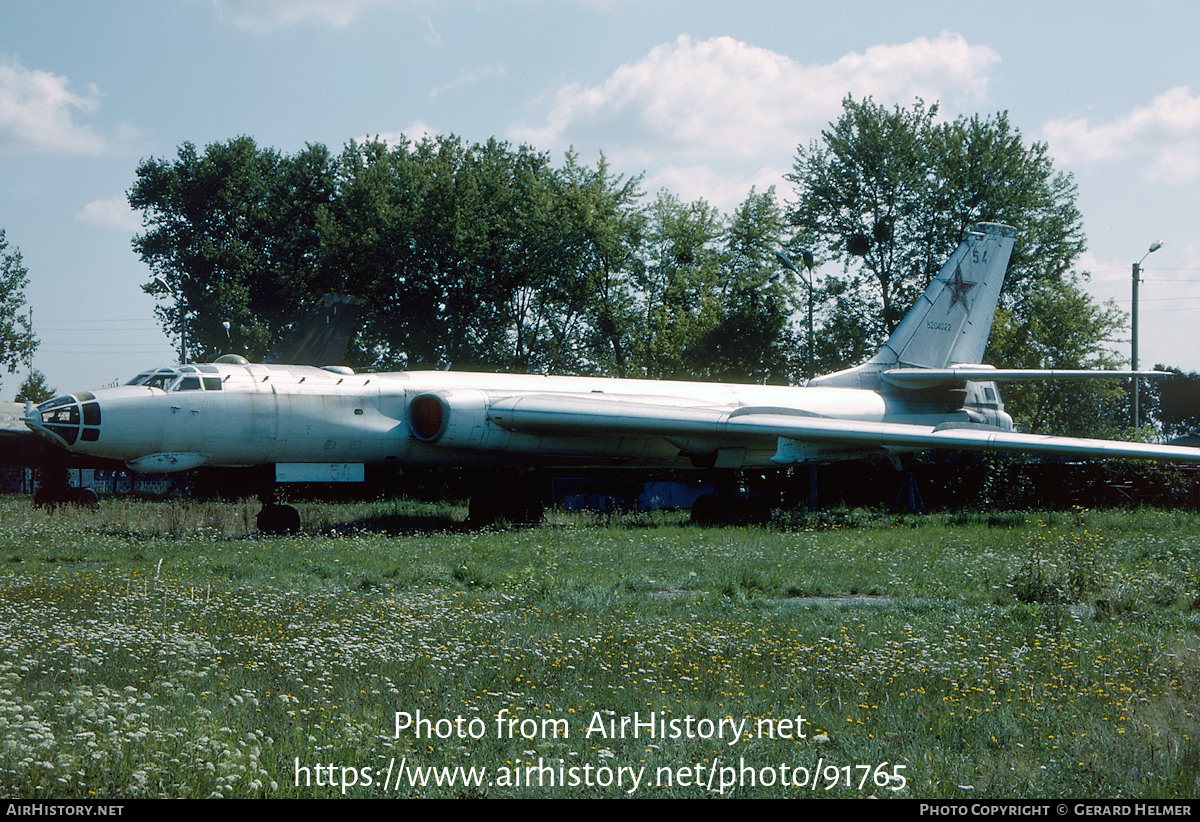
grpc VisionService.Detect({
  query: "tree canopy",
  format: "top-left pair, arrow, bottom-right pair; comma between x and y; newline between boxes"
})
130,135 -> 797,383
0,230 -> 38,396
15,369 -> 55,404
129,137 -> 336,362
1143,365 -> 1200,440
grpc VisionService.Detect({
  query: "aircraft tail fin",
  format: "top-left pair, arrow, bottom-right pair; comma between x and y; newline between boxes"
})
809,222 -> 1016,388
263,294 -> 363,366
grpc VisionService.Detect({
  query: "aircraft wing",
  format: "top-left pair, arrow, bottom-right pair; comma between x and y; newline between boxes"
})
486,394 -> 1200,465
0,402 -> 78,465
0,402 -> 52,465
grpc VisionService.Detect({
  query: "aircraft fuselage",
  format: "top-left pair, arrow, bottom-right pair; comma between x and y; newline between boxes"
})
26,361 -> 983,473
26,224 -> 1200,486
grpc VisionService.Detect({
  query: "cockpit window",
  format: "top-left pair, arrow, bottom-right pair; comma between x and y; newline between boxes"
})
126,367 -> 225,390
143,373 -> 178,391
42,405 -> 79,425
34,394 -> 101,447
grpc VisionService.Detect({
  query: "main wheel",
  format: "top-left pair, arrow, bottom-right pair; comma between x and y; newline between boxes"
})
468,474 -> 545,525
257,503 -> 300,534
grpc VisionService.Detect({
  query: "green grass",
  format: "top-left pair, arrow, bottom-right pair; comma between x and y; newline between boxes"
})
0,496 -> 1197,797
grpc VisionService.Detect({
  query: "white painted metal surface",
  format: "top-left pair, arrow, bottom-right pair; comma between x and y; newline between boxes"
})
25,224 -> 1200,473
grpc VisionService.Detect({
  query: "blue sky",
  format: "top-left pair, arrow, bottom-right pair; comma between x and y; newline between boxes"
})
2,0 -> 1199,396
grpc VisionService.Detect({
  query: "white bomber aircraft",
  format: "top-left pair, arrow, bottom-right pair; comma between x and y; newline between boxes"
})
24,222 -> 1200,526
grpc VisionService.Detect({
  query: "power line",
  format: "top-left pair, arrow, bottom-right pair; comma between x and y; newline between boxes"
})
38,318 -> 161,325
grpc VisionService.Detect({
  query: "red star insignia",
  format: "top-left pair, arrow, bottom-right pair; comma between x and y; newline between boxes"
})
946,266 -> 976,312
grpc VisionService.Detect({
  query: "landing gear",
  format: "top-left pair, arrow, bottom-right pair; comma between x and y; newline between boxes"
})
257,502 -> 301,534
690,492 -> 771,526
31,464 -> 98,509
467,469 -> 545,525
890,457 -> 926,513
688,470 -> 772,526
254,478 -> 300,534
73,487 -> 100,508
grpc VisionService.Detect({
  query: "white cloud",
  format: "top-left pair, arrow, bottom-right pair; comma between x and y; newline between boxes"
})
75,196 -> 141,233
1042,87 -> 1200,183
509,33 -> 999,210
212,0 -> 382,30
645,163 -> 785,213
0,55 -> 106,154
430,64 -> 506,99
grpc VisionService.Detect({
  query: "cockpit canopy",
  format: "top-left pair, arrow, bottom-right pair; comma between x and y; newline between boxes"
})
126,365 -> 223,392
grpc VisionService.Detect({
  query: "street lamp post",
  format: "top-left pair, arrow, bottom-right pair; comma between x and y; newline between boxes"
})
154,276 -> 187,364
775,250 -> 817,379
1131,241 -> 1163,429
776,249 -> 820,511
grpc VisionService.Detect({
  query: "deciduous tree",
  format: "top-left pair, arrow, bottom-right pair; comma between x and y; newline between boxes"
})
129,137 -> 336,362
986,278 -> 1127,436
15,369 -> 55,404
787,97 -> 1115,433
0,230 -> 37,394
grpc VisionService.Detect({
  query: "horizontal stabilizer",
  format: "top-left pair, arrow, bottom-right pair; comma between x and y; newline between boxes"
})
883,368 -> 1172,389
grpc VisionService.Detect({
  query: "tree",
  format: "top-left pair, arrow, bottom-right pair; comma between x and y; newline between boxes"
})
551,151 -> 646,377
626,187 -> 797,384
0,230 -> 37,395
15,369 -> 55,404
787,98 -> 1087,356
127,133 -> 804,385
1145,365 -> 1200,440
786,97 -> 1118,433
704,186 -> 797,384
632,191 -> 725,380
318,136 -> 590,373
986,279 -> 1127,436
129,137 -> 336,362
788,97 -> 939,346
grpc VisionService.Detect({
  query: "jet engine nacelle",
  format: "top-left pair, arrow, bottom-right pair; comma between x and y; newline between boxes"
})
406,389 -> 492,449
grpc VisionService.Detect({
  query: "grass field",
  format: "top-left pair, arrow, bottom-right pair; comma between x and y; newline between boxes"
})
0,495 -> 1197,798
